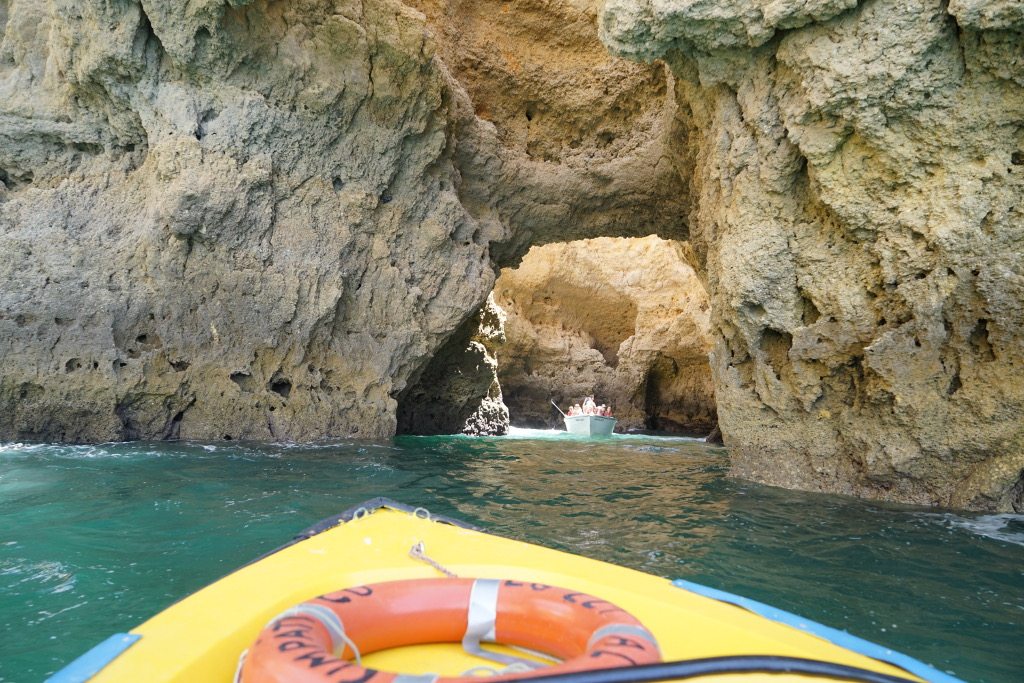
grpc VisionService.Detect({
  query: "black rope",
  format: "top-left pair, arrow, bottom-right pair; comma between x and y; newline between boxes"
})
520,656 -> 922,683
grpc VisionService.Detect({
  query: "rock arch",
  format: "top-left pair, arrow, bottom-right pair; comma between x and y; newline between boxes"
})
1,0 -> 1021,510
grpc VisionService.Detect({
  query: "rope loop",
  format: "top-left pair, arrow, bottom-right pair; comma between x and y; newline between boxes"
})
409,541 -> 458,578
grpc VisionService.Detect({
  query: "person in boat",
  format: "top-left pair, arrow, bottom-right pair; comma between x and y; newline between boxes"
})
582,396 -> 596,415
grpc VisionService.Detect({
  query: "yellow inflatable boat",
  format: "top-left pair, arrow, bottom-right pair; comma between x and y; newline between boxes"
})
50,499 -> 961,683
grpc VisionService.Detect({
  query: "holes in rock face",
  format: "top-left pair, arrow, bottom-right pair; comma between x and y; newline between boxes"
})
1009,469 -> 1024,513
54,317 -> 72,326
72,141 -> 102,155
741,301 -> 766,321
114,360 -> 128,369
332,177 -> 344,192
196,108 -> 218,140
171,359 -> 190,372
524,104 -> 537,122
163,410 -> 186,440
1012,151 -> 1024,166
947,372 -> 962,396
0,167 -> 29,190
380,191 -> 393,204
643,356 -> 682,430
223,434 -> 233,440
760,328 -> 793,381
230,371 -> 256,392
801,294 -> 821,326
17,383 -> 44,401
269,377 -> 292,399
969,319 -> 996,361
65,358 -> 82,373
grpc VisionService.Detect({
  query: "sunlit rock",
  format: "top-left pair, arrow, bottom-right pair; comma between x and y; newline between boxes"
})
495,237 -> 715,433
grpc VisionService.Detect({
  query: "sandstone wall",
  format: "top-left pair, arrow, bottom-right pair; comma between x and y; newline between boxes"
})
494,236 -> 715,433
0,0 -> 682,442
602,0 -> 1024,510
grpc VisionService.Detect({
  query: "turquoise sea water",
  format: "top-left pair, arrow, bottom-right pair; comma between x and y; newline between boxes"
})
1,430 -> 1022,683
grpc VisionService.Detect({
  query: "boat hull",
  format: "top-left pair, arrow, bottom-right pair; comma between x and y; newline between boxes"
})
563,414 -> 617,436
55,500 -> 951,683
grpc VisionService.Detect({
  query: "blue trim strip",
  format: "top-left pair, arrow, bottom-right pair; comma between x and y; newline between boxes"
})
672,579 -> 963,683
46,633 -> 141,683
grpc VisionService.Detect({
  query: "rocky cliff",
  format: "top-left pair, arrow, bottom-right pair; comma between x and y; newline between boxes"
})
2,0 -> 1021,511
601,0 -> 1024,510
494,236 -> 715,433
0,0 -> 680,442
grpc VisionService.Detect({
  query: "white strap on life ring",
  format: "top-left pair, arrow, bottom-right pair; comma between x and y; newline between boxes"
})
461,579 -> 546,669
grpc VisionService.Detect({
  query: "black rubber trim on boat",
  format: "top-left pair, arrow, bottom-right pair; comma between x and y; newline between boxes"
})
247,497 -> 479,565
295,497 -> 480,540
522,656 -> 921,683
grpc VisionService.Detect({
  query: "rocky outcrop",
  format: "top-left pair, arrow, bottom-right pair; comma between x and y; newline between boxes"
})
494,237 -> 715,433
396,293 -> 508,435
3,0 -> 1022,512
601,0 -> 1024,510
405,0 -> 689,257
0,0 -> 682,442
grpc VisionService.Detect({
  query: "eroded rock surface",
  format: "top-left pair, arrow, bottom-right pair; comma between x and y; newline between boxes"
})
406,0 -> 689,256
396,293 -> 509,435
602,0 -> 1024,510
494,237 -> 715,433
0,0 -> 682,442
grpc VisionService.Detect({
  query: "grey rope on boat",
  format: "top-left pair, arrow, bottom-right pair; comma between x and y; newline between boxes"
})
409,541 -> 458,578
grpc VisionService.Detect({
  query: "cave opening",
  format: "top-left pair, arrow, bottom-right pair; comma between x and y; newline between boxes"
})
395,236 -> 716,437
493,236 -> 715,435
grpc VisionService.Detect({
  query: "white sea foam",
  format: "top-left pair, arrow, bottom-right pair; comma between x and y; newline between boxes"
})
0,442 -> 49,455
931,513 -> 1024,547
0,558 -> 77,593
505,427 -> 566,439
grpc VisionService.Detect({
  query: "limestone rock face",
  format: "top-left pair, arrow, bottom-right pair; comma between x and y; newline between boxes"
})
405,0 -> 690,255
0,0 -> 682,443
494,237 -> 715,433
0,0 -> 492,441
396,293 -> 509,436
602,0 -> 1024,510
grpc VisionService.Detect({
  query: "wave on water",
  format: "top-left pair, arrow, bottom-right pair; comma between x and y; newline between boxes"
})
0,558 -> 77,594
928,512 -> 1024,546
0,442 -> 50,455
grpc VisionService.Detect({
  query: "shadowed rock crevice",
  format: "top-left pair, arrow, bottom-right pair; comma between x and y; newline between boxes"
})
396,295 -> 509,436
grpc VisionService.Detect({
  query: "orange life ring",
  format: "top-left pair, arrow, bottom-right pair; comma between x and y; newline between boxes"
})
239,578 -> 661,683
